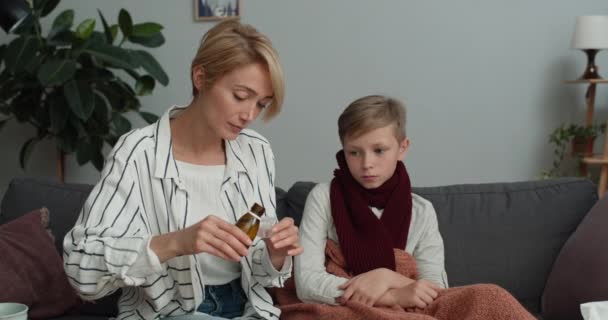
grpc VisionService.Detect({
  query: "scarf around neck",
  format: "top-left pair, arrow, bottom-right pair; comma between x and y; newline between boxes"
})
329,150 -> 413,275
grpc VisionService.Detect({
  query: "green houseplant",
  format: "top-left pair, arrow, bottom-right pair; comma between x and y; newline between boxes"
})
543,123 -> 606,178
0,0 -> 168,180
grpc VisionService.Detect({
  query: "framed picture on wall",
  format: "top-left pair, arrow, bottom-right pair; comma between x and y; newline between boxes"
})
194,0 -> 240,21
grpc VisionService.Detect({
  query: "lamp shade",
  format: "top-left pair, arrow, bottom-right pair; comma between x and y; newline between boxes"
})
0,0 -> 30,33
571,16 -> 608,49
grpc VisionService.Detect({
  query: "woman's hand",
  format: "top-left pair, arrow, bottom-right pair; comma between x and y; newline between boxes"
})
338,268 -> 412,307
151,215 -> 252,263
264,217 -> 303,269
393,279 -> 441,309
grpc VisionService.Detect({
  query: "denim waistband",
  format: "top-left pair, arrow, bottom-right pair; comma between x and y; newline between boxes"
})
198,277 -> 246,318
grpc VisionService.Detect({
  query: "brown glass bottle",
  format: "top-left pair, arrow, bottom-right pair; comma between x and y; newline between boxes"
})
235,203 -> 265,240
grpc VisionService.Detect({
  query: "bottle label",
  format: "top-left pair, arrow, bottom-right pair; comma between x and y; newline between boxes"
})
245,211 -> 261,221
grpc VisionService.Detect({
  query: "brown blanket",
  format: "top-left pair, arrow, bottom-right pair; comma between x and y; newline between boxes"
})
275,240 -> 535,320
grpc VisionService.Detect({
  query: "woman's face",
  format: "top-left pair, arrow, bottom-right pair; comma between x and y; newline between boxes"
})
194,62 -> 274,140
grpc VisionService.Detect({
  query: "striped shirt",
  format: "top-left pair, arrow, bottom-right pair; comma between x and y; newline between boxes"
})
63,105 -> 291,320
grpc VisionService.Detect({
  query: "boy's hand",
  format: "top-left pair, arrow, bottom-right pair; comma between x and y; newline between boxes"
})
374,289 -> 405,311
338,268 -> 411,307
394,279 -> 441,309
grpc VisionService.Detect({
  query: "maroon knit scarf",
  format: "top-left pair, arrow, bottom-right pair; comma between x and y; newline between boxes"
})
330,150 -> 413,275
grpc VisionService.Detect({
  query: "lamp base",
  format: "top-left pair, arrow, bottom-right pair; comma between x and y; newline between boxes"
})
579,49 -> 602,80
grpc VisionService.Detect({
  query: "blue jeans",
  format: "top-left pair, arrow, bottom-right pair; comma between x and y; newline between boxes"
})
166,313 -> 230,320
198,277 -> 247,318
168,277 -> 247,319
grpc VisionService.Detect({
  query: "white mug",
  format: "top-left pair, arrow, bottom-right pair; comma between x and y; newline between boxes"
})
0,303 -> 28,320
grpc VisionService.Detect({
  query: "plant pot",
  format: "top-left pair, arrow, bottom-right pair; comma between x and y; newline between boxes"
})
571,136 -> 596,156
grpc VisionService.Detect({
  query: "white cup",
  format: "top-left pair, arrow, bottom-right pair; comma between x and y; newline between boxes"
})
0,303 -> 28,320
258,216 -> 278,239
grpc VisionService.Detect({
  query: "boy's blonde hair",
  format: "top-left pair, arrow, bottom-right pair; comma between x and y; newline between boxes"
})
191,20 -> 284,121
338,95 -> 407,144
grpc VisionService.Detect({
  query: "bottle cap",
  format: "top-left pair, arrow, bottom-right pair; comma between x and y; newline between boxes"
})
250,203 -> 265,217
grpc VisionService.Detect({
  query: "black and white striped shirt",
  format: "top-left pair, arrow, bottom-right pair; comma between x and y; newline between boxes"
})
63,105 -> 291,320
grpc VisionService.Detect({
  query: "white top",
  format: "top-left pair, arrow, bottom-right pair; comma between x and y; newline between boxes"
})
176,161 -> 242,285
295,182 -> 448,305
63,105 -> 292,320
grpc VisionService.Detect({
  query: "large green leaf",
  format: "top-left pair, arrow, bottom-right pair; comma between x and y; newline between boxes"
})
97,10 -> 113,44
130,50 -> 168,85
76,137 -> 95,165
135,75 -> 155,96
111,112 -> 131,136
47,30 -> 74,46
41,0 -> 60,17
12,89 -> 40,122
56,121 -> 78,153
37,60 -> 77,86
24,53 -> 44,75
96,82 -> 124,111
63,80 -> 95,121
129,33 -> 165,48
49,93 -> 69,133
75,19 -> 96,39
12,15 -> 36,36
139,111 -> 159,124
86,93 -> 110,136
76,67 -> 114,83
118,9 -> 133,38
4,37 -> 39,74
131,23 -> 163,37
91,149 -> 105,171
49,9 -> 74,38
76,136 -> 104,170
34,0 -> 60,16
84,45 -> 134,69
110,25 -> 119,42
19,137 -> 39,169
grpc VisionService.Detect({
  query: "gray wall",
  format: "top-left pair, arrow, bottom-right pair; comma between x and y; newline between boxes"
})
1,0 -> 608,198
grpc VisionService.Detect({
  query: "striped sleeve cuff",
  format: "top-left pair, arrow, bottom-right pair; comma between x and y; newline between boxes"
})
262,248 -> 292,279
125,236 -> 164,279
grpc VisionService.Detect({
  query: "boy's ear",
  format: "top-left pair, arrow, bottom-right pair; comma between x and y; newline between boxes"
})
192,65 -> 206,92
399,138 -> 410,158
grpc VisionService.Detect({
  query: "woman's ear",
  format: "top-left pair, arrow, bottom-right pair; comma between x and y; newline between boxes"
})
192,65 -> 206,92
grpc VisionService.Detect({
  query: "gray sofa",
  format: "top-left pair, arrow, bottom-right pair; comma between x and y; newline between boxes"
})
0,177 -> 598,319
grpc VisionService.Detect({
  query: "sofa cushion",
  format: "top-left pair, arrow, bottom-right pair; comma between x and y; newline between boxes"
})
0,177 -> 120,318
0,208 -> 81,319
541,191 -> 608,320
281,178 -> 597,316
0,178 -> 93,253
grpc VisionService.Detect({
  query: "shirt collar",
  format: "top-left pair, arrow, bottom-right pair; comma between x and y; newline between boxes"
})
153,105 -> 249,183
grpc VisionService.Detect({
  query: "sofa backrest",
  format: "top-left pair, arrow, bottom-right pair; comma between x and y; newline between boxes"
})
1,177 -> 597,317
0,178 -> 93,253
277,178 -> 598,315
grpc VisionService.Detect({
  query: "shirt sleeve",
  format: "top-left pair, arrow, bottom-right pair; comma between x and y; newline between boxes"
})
295,184 -> 348,305
63,136 -> 163,301
412,200 -> 449,288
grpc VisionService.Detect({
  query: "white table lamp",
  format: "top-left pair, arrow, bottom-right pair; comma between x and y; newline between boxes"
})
571,16 -> 608,79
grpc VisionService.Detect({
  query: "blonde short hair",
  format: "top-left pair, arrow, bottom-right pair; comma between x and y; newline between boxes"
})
191,20 -> 284,120
338,95 -> 407,144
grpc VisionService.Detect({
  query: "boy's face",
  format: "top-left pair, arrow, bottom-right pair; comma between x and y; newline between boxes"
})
343,125 -> 409,189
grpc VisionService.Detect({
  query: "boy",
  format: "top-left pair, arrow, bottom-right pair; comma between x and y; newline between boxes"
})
295,95 -> 446,309
290,95 -> 534,319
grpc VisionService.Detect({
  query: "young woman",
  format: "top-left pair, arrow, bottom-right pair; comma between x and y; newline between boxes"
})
64,20 -> 302,320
